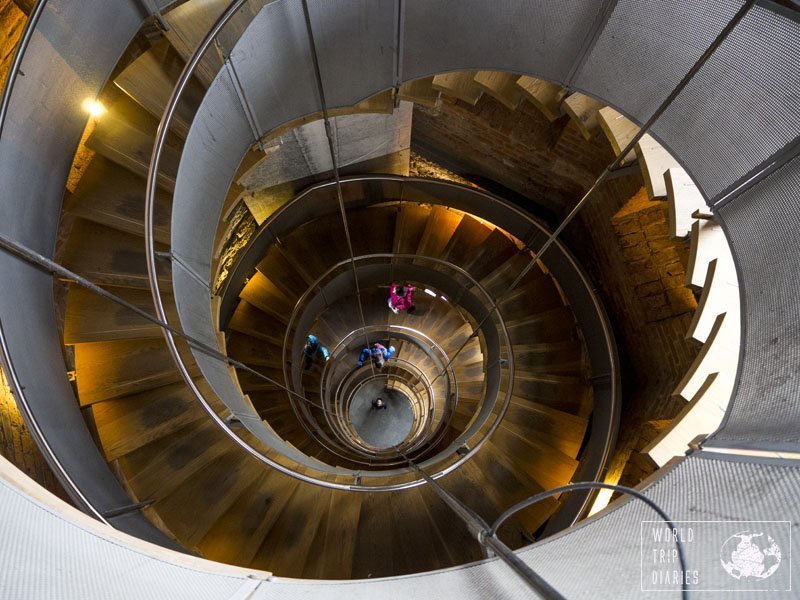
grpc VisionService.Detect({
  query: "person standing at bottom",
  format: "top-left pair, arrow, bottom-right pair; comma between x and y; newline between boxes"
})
371,397 -> 387,410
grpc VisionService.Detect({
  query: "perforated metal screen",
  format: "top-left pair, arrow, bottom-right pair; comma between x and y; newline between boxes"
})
705,152 -> 800,450
402,0 -> 606,84
652,3 -> 800,203
573,0 -> 744,124
307,0 -> 396,108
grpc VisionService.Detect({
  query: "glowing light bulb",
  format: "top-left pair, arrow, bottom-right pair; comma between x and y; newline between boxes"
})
82,99 -> 106,118
424,288 -> 437,297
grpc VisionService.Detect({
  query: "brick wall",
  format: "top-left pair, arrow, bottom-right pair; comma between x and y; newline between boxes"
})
412,95 -> 611,216
0,367 -> 69,500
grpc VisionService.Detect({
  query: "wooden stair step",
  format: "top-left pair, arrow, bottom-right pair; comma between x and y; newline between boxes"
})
228,300 -> 286,345
431,71 -> 484,105
561,93 -> 604,141
505,397 -> 588,459
473,71 -> 525,110
65,156 -> 172,245
119,419 -> 229,500
416,206 -> 463,259
249,482 -> 332,575
440,214 -> 492,269
393,202 -> 431,256
388,486 -> 455,574
226,331 -> 283,369
239,271 -> 294,321
512,341 -> 585,375
350,206 -> 397,257
114,38 -> 205,138
473,442 -> 561,540
505,306 -> 579,344
74,337 -> 201,405
516,76 -> 567,121
255,247 -> 308,299
85,96 -> 180,192
598,106 -> 639,165
497,279 -> 565,320
279,214 -> 352,282
507,373 -> 591,417
197,468 -> 298,566
398,76 -> 440,108
462,228 -> 519,284
489,421 -> 579,491
303,487 -> 364,578
480,252 -> 542,298
64,284 -> 179,344
61,218 -> 171,290
164,0 -> 261,88
351,492 -> 398,578
90,378 -> 216,460
152,448 -> 261,548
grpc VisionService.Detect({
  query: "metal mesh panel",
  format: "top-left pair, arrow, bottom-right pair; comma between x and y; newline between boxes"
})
705,152 -> 800,450
652,3 -> 800,202
573,0 -> 744,125
307,0 -> 395,108
402,0 -> 606,84
259,453 -> 800,599
231,0 -> 321,136
0,477 -> 250,600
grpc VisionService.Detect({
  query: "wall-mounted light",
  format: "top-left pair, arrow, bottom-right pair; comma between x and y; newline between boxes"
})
82,98 -> 106,118
424,288 -> 437,297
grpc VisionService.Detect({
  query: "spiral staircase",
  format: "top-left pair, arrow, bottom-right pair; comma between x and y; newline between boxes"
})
0,0 -> 799,598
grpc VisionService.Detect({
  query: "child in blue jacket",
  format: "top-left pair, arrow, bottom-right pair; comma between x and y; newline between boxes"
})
303,335 -> 330,370
357,343 -> 395,369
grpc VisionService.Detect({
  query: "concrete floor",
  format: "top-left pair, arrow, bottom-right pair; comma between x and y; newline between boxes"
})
348,382 -> 414,449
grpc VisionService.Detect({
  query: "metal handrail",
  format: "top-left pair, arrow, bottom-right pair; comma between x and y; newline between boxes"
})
229,174 -> 619,512
282,324 -> 457,468
142,0 -> 366,491
276,256 -> 482,463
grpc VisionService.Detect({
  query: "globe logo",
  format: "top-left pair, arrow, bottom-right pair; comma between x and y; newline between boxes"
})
720,531 -> 782,580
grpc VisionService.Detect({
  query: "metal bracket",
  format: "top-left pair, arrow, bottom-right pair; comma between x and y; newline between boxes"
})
101,498 -> 155,519
691,208 -> 715,220
139,0 -> 170,32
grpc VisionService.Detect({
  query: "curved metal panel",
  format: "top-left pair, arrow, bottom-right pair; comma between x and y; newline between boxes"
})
652,3 -> 800,202
0,0 -> 179,547
705,150 -> 800,451
573,0 -> 744,126
402,0 -> 607,85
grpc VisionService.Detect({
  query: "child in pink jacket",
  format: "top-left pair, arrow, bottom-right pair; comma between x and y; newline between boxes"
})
388,282 -> 416,314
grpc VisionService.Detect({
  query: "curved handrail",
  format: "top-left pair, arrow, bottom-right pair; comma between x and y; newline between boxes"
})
141,0 -> 364,490
279,256 -> 507,468
219,176 -> 619,508
323,326 -> 453,463
142,0 -> 613,499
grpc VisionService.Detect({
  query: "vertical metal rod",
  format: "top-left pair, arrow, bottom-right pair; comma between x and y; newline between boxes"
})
300,0 -> 373,367
404,456 -> 566,599
141,0 -> 170,31
430,0 -> 756,383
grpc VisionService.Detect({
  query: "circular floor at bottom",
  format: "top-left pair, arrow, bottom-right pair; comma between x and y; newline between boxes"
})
348,382 -> 414,449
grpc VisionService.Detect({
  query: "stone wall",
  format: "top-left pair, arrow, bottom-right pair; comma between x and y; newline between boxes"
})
412,95 -> 610,217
